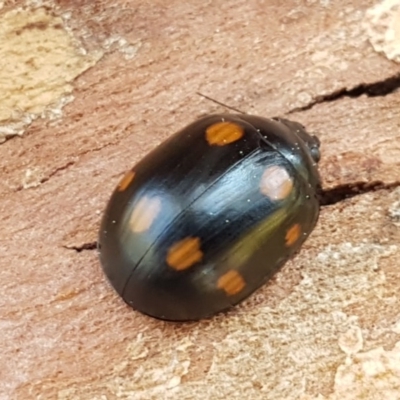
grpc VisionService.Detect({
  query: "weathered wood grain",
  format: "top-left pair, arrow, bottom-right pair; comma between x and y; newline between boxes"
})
1,0 -> 399,399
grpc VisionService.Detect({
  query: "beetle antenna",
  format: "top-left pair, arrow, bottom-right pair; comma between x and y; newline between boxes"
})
196,92 -> 246,114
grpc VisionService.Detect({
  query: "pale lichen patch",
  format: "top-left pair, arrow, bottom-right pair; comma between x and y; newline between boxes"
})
103,35 -> 142,60
0,7 -> 102,143
364,0 -> 400,62
338,326 -> 364,356
334,342 -> 400,398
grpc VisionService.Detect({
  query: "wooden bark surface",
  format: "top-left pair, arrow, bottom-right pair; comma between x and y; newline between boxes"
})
1,0 -> 400,399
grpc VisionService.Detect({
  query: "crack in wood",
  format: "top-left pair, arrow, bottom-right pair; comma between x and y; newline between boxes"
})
13,161 -> 76,192
14,139 -> 120,192
319,180 -> 400,206
38,161 -> 76,187
289,72 -> 400,113
63,242 -> 98,252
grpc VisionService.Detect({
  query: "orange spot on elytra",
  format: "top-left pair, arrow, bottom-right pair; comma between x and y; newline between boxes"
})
285,223 -> 301,247
217,270 -> 245,296
129,196 -> 162,233
259,165 -> 293,200
166,237 -> 203,271
206,122 -> 244,146
117,170 -> 135,191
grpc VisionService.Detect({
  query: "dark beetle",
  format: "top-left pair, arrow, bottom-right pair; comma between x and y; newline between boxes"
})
98,114 -> 321,321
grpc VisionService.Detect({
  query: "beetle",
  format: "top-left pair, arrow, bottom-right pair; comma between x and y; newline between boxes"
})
98,113 -> 321,321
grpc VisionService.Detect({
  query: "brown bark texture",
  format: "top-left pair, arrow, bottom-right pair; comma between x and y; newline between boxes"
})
1,0 -> 400,399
